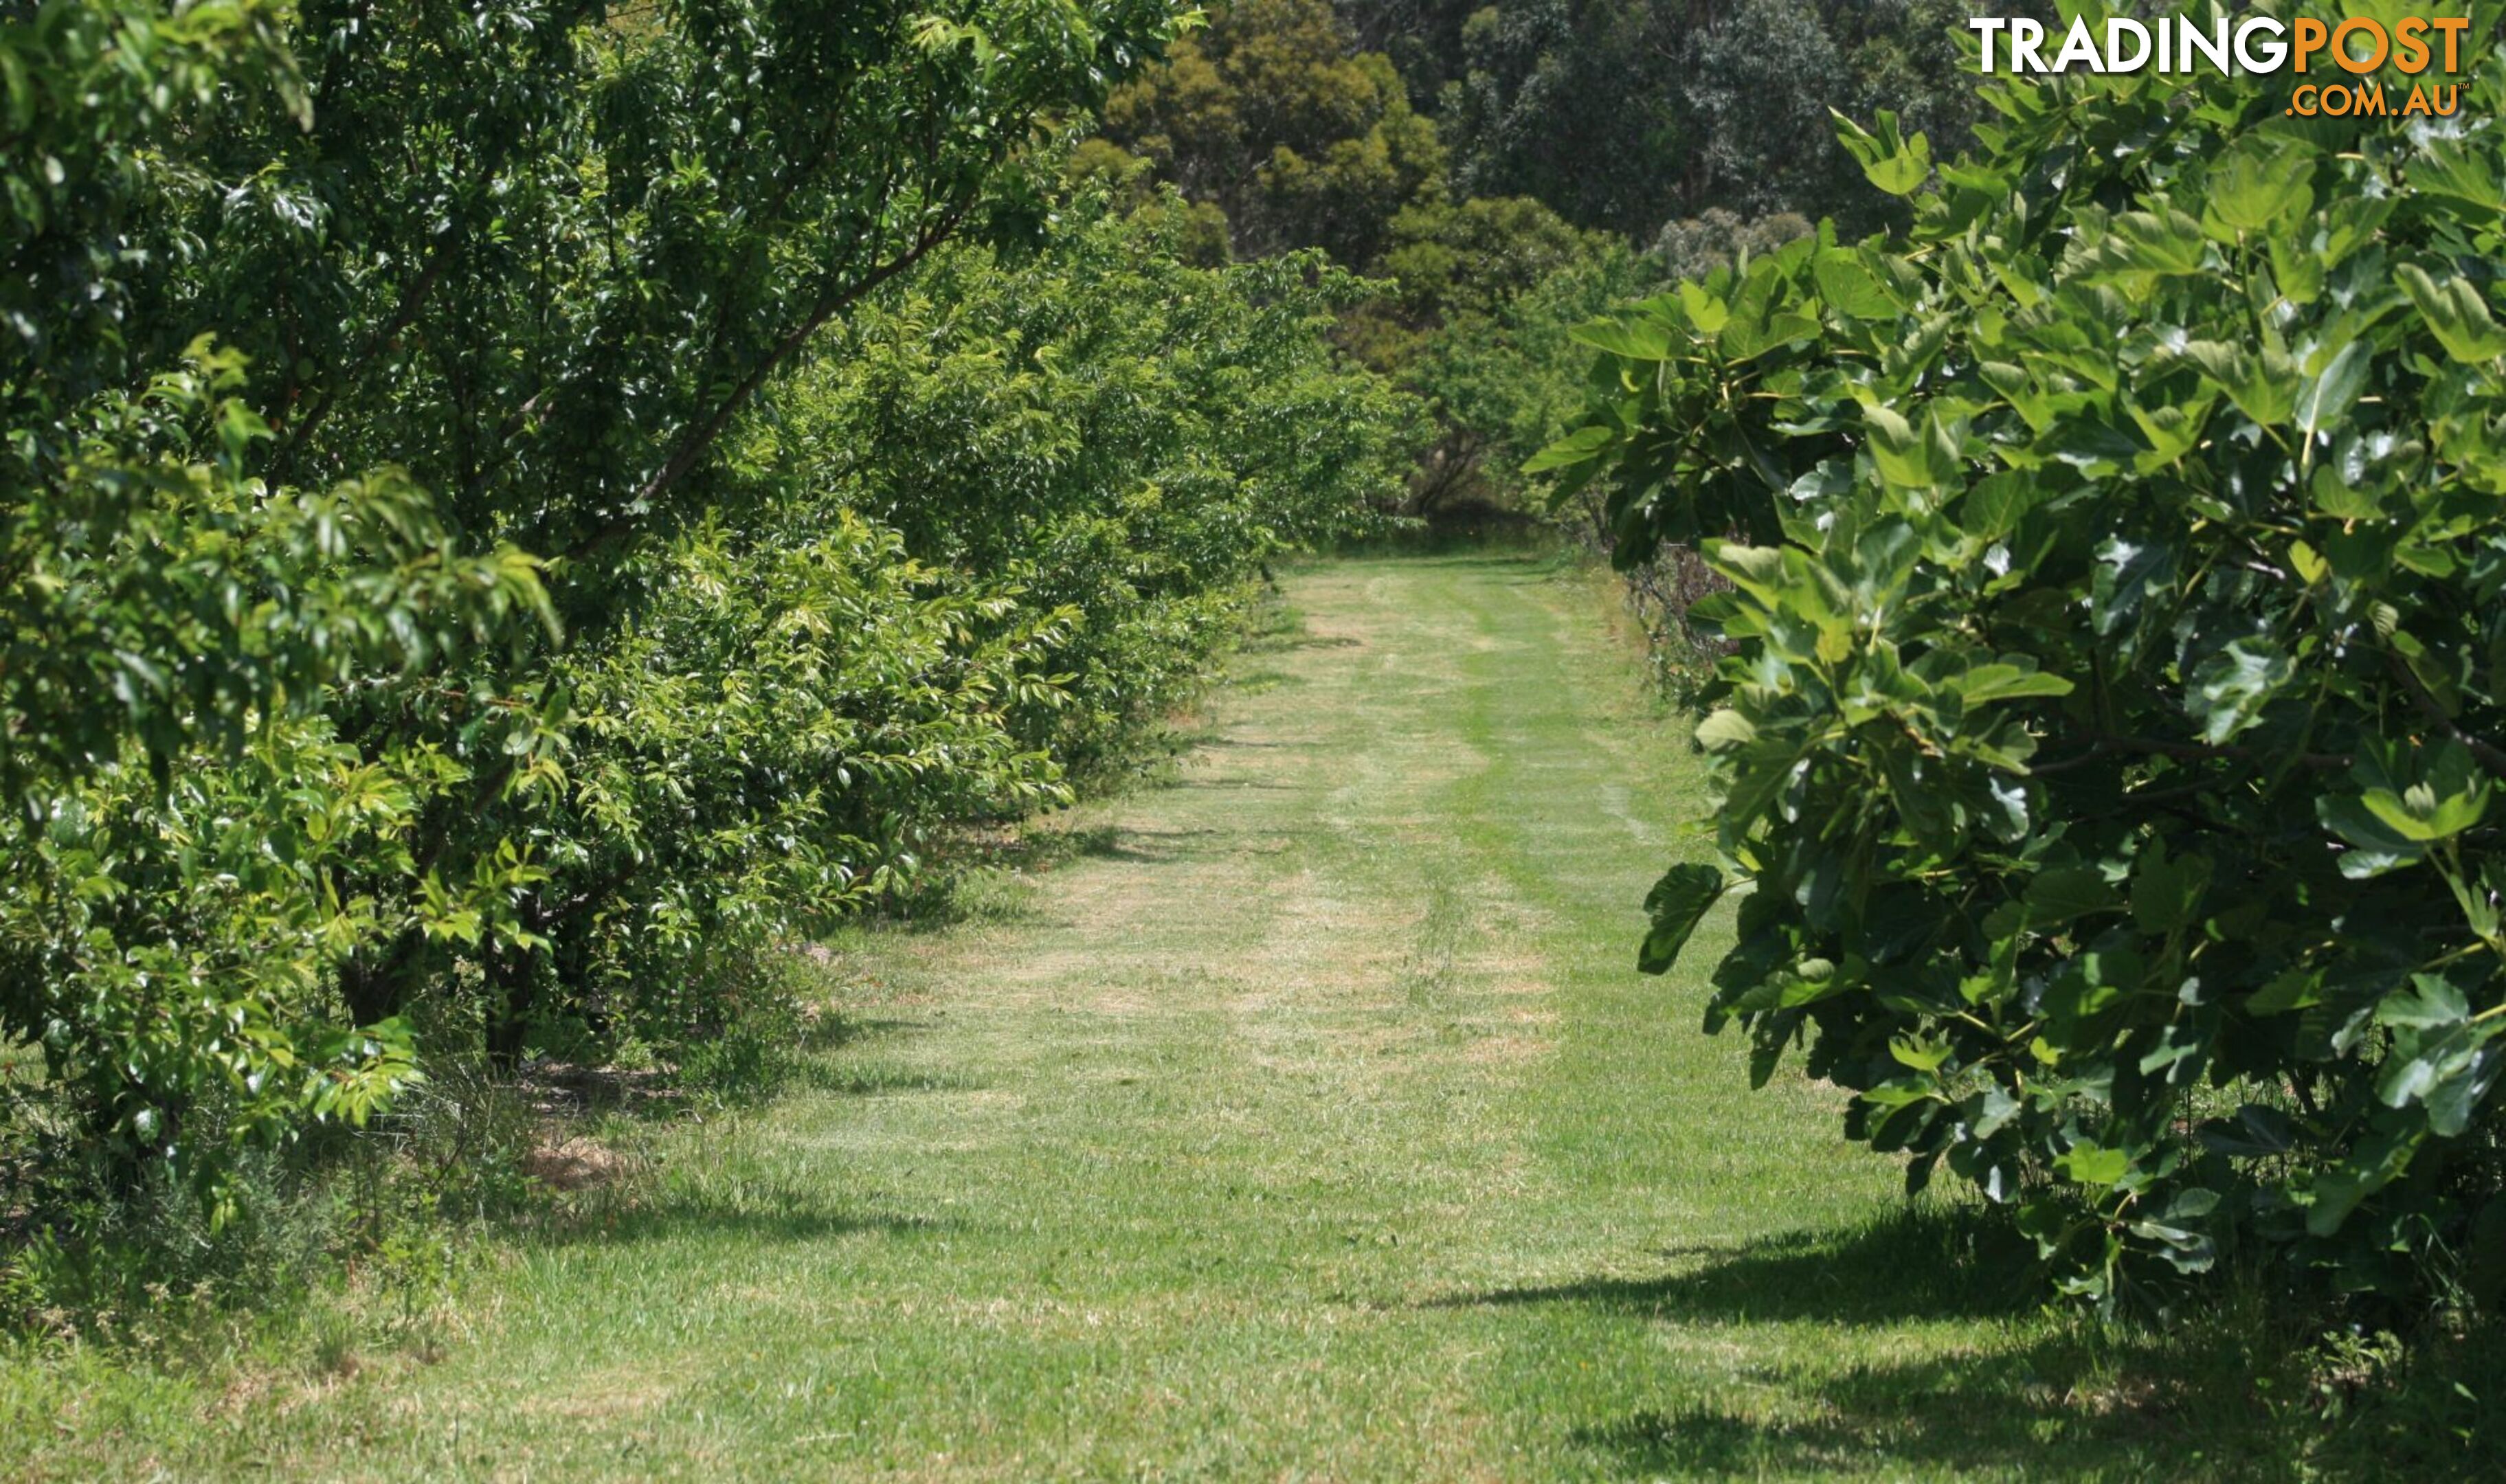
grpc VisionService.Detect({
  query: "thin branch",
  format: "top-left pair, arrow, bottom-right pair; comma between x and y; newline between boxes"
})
559,205 -> 970,564
2028,732 -> 2353,776
280,229 -> 458,464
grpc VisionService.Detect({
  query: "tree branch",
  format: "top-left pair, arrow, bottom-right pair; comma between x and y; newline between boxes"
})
279,229 -> 458,466
557,205 -> 972,564
2028,732 -> 2353,776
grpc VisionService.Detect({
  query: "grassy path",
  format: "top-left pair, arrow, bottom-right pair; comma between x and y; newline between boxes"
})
20,554 -> 2219,1480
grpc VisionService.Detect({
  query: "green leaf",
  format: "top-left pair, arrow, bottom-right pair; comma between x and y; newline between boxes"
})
2397,264 -> 2506,363
1890,1035 -> 1953,1072
1637,864 -> 1727,975
2182,339 -> 2297,427
2270,228 -> 2328,306
2026,866 -> 2118,925
2204,135 -> 2314,237
2412,137 -> 2506,213
2356,775 -> 2490,843
2318,795 -> 2429,877
1694,708 -> 1756,750
2128,397 -> 2211,468
2130,842 -> 2213,935
1570,314 -> 1674,362
1524,424 -> 1615,473
2307,1123 -> 2421,1237
1833,108 -> 1931,196
2091,535 -> 2175,638
2104,209 -> 2207,277
2295,339 -> 2371,447
2310,462 -> 2386,521
2376,975 -> 2469,1031
2197,1105 -> 2296,1157
2057,1142 -> 2132,1189
1958,660 -> 2073,706
1957,471 -> 2047,541
1861,403 -> 1960,488
1677,281 -> 1730,336
1813,251 -> 1897,321
2187,637 -> 2292,744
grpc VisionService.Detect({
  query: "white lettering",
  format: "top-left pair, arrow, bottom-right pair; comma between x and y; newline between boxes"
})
2010,18 -> 2049,74
2054,16 -> 2106,72
2107,18 -> 2152,74
2235,17 -> 2287,74
1968,16 -> 2009,74
2181,16 -> 2233,74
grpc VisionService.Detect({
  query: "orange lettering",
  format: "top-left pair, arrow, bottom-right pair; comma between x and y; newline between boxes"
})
2434,16 -> 2470,72
2332,19 -> 2387,74
2395,16 -> 2430,74
2292,16 -> 2329,71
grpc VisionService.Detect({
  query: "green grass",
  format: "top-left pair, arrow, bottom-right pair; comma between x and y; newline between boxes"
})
3,553 -> 2496,1479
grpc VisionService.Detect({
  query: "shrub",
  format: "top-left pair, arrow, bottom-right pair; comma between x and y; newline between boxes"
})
3,0 -> 1184,1219
1539,25 -> 2506,1304
779,200 -> 1424,776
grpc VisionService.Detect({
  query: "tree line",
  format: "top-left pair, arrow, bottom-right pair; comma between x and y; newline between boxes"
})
1,0 -> 1420,1307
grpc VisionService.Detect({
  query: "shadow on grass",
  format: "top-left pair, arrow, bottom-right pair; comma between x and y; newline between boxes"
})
1450,1204 -> 2501,1481
1444,1207 -> 2202,1479
1330,507 -> 1565,560
1055,824 -> 1229,865
1225,666 -> 1302,693
1561,1331 -> 2202,1482
791,1061 -> 983,1097
1455,1203 -> 2041,1329
543,1181 -> 972,1248
1556,1315 -> 2506,1483
935,821 -> 1227,885
1266,632 -> 1363,651
794,1012 -> 932,1053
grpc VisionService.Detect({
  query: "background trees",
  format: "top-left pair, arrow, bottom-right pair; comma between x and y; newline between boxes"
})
1095,0 -> 1448,265
1084,0 -> 2008,520
1366,0 -> 2000,240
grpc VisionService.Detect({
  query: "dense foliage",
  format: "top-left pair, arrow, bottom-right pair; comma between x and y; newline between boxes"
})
1095,1 -> 2009,258
1095,0 -> 1446,264
1540,9 -> 2506,1303
1439,0 -> 1998,238
1082,1 -> 2006,525
3,0 -> 1413,1248
1385,213 -> 1664,511
807,212 -> 1424,766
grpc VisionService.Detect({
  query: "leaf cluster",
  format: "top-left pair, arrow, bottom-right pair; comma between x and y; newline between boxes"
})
5,0 -> 1364,1230
1540,9 -> 2506,1304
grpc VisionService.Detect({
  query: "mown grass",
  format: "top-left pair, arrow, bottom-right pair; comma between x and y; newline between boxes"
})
3,552 -> 2498,1479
